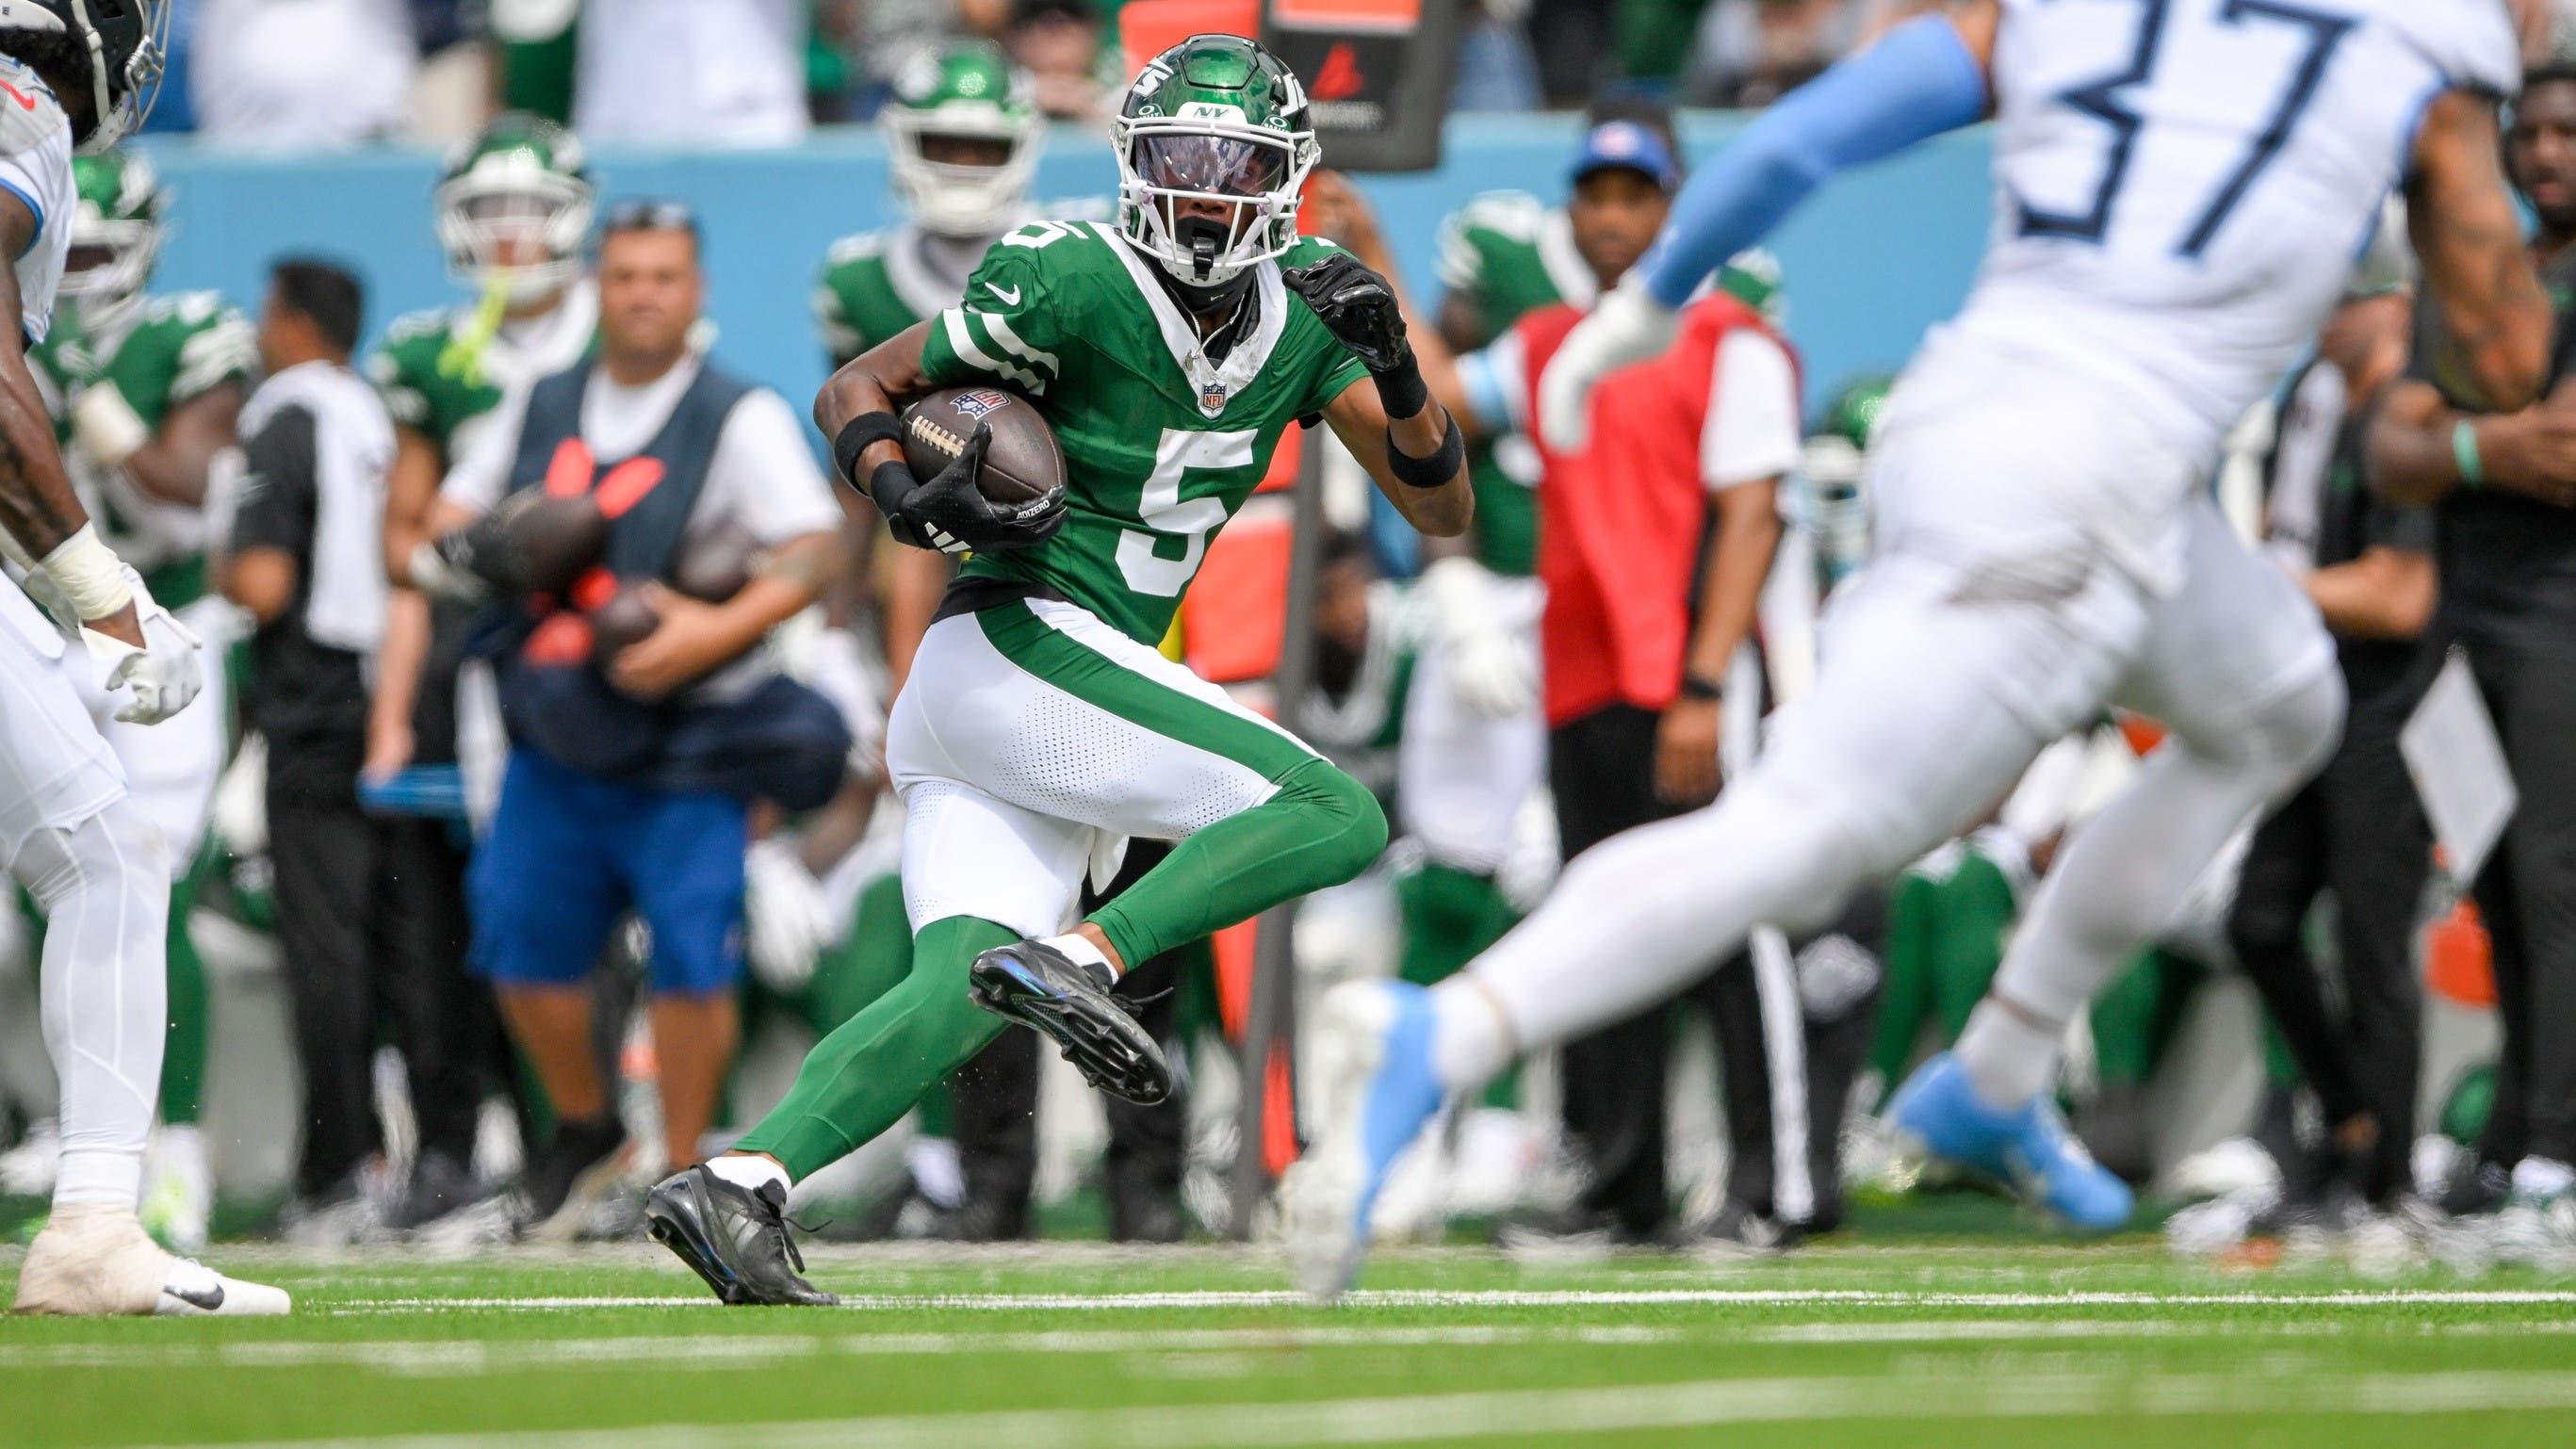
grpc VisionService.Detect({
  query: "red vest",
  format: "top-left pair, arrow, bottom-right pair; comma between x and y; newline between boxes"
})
1523,295 -> 1798,726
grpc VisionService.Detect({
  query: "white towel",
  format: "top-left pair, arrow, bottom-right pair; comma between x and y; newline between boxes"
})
239,361 -> 394,659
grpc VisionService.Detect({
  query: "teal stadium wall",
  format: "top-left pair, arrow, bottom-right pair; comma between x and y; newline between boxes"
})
134,115 -> 1997,430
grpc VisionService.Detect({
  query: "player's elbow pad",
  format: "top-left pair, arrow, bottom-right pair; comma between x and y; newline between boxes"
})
1643,15 -> 1988,307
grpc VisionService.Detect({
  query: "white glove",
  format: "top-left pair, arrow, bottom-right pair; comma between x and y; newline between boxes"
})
743,838 -> 832,993
1419,555 -> 1535,719
81,568 -> 204,724
1538,277 -> 1681,455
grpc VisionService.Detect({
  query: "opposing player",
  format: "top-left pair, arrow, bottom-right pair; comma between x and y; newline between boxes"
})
1286,0 -> 2549,1296
31,148 -> 255,1252
0,0 -> 286,1314
645,34 -> 1471,1304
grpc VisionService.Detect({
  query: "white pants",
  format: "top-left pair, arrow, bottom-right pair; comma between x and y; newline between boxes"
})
1473,384 -> 2340,1056
1396,577 -> 1547,876
886,598 -> 1318,939
0,586 -> 173,1208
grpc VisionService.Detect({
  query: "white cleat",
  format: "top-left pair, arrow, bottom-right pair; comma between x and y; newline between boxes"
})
1278,979 -> 1444,1303
12,1204 -> 290,1316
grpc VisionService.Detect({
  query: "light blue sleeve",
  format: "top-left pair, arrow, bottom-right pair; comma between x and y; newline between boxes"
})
1640,16 -> 1990,308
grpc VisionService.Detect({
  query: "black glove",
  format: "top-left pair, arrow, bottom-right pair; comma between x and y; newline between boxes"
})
1284,252 -> 1410,372
874,423 -> 1067,556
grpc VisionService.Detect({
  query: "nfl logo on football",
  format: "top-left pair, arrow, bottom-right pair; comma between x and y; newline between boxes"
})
954,389 -> 1008,420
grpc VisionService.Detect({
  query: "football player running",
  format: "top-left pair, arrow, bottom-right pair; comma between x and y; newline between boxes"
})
1285,0 -> 2551,1298
22,148 -> 255,1255
645,34 -> 1470,1304
0,0 -> 285,1315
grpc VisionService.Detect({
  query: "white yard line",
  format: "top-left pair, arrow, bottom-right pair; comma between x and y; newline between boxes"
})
333,1286 -> 2576,1313
2,1325 -> 1680,1376
127,1370 -> 2576,1449
1743,1316 -> 2576,1344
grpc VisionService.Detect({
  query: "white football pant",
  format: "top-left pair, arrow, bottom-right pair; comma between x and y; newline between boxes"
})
0,587 -> 173,1209
1460,369 -> 2343,1103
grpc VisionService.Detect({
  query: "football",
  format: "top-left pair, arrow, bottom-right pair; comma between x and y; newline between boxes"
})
672,520 -> 764,602
480,488 -> 610,597
901,385 -> 1067,506
587,586 -> 660,672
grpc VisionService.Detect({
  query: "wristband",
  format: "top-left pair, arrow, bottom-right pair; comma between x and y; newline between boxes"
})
2454,419 -> 2486,490
1371,352 -> 1429,421
39,524 -> 132,621
867,458 -> 921,515
1386,415 -> 1464,490
832,411 -> 905,484
71,383 -> 149,467
1678,674 -> 1724,702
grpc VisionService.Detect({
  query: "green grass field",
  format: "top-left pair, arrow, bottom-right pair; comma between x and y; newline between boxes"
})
8,1235 -> 2576,1449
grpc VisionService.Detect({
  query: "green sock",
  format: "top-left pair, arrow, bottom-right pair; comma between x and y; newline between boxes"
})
1089,756 -> 1387,969
734,915 -> 1016,1180
158,864 -> 208,1126
817,871 -> 955,1140
1928,851 -> 2015,1041
1869,870 -> 1942,1090
1396,862 -> 1517,987
1396,861 -> 1521,1108
2259,1015 -> 2300,1090
2089,948 -> 2210,1089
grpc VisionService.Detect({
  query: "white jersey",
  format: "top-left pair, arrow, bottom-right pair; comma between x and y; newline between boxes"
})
1932,0 -> 2519,462
0,54 -> 72,344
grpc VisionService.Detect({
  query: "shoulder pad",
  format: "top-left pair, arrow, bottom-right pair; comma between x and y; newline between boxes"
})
382,307 -> 456,346
2375,0 -> 2519,98
1437,190 -> 1544,291
1447,190 -> 1547,243
0,66 -> 67,164
141,291 -> 229,329
823,231 -> 888,268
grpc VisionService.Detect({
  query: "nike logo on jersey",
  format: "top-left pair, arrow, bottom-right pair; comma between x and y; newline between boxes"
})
161,1279 -> 225,1312
0,83 -> 36,112
986,283 -> 1022,306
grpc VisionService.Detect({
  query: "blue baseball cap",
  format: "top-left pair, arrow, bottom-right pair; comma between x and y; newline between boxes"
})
1570,120 -> 1681,193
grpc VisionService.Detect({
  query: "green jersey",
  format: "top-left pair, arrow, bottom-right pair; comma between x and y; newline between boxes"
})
33,292 -> 257,606
918,220 -> 1369,646
1432,192 -> 1594,578
815,204 -> 1113,366
367,280 -> 599,455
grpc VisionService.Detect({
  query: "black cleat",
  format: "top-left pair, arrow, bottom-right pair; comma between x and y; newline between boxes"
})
644,1165 -> 837,1307
968,940 -> 1172,1104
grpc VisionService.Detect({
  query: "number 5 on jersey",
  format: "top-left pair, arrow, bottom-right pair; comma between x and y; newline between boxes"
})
1118,428 -> 1256,596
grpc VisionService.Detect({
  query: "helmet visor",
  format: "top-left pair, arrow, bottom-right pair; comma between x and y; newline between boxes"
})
1132,133 -> 1289,200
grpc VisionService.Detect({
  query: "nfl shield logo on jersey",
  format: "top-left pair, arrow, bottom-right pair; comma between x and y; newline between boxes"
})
1199,383 -> 1228,415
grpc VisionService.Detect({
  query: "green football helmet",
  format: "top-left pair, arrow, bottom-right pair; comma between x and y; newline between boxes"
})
435,112 -> 595,301
1113,34 -> 1319,288
59,148 -> 162,334
883,41 -> 1041,238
